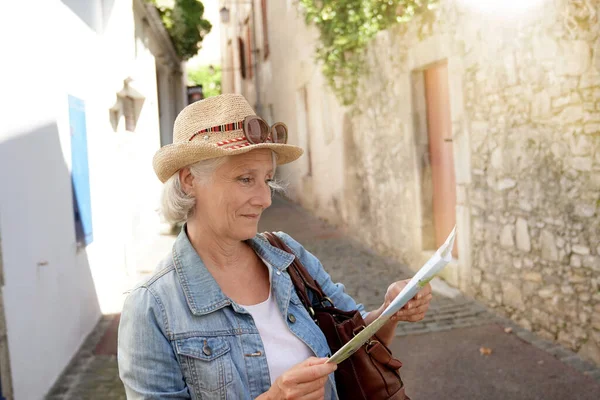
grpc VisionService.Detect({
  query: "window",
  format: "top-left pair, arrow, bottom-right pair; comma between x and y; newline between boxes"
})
238,37 -> 247,79
68,95 -> 93,246
261,0 -> 269,60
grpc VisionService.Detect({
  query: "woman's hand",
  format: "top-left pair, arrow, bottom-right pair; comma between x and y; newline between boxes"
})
384,280 -> 433,323
259,357 -> 336,400
364,280 -> 433,345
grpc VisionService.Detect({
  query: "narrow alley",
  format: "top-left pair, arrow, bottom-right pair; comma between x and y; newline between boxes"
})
46,196 -> 600,399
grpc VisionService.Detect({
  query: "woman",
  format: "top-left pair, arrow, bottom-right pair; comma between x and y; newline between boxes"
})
118,94 -> 432,400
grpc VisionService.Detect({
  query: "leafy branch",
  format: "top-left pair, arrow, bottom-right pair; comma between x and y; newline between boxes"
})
298,0 -> 437,105
147,0 -> 212,60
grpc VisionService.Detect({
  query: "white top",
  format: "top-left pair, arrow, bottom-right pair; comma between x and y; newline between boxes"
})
242,264 -> 314,384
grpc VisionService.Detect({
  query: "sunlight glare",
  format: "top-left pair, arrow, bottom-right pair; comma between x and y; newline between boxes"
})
456,0 -> 546,15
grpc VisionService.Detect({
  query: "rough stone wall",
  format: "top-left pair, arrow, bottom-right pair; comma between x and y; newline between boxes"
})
344,0 -> 600,364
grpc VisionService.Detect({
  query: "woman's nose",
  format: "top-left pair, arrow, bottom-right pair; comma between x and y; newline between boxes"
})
251,181 -> 272,209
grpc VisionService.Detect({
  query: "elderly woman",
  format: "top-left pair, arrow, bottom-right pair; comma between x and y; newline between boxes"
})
118,94 -> 432,400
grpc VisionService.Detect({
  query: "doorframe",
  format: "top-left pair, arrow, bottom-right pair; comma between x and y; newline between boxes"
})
408,36 -> 473,294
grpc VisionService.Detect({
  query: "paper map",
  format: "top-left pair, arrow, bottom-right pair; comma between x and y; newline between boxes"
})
327,226 -> 457,364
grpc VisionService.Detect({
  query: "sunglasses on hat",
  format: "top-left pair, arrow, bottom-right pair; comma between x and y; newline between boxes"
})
189,116 -> 288,144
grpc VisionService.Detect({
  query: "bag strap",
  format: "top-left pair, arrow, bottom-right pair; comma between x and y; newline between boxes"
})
263,232 -> 329,314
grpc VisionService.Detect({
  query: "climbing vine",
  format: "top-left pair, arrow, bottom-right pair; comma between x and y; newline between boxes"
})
148,0 -> 212,60
298,0 -> 437,105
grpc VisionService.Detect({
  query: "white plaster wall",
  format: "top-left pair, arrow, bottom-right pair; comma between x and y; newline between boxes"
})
0,0 -> 171,398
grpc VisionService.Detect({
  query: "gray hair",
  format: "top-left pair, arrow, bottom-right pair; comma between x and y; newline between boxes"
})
160,151 -> 284,224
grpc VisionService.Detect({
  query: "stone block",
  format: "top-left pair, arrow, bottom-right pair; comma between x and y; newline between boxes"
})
472,268 -> 482,286
551,142 -> 568,159
558,40 -> 591,76
501,281 -> 524,310
518,318 -> 533,331
578,340 -> 600,367
533,35 -> 559,61
592,313 -> 600,331
540,230 -> 559,261
553,92 -> 582,109
524,272 -> 543,282
568,274 -> 586,284
595,37 -> 600,71
572,157 -> 592,171
559,106 -> 584,124
531,92 -> 552,121
572,245 -> 591,255
561,285 -> 575,295
516,218 -> 531,252
538,329 -> 557,342
570,255 -> 582,267
490,148 -> 503,170
580,70 -> 600,89
583,256 -> 599,271
513,258 -> 522,269
481,282 -> 494,301
500,225 -> 515,248
574,203 -> 597,217
497,178 -> 516,191
579,293 -> 591,302
570,134 -> 593,156
558,330 -> 579,349
584,123 -> 600,134
538,285 -> 556,299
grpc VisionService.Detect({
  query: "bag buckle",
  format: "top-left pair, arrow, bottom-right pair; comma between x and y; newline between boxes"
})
320,296 -> 334,307
352,326 -> 365,336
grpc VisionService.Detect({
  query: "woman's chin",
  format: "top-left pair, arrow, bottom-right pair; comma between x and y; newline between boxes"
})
237,225 -> 259,241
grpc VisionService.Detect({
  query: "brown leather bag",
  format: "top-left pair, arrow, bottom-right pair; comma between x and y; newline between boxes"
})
263,232 -> 409,400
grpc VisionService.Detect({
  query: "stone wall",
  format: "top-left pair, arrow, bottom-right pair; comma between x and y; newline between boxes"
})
345,0 -> 600,364
252,0 -> 600,365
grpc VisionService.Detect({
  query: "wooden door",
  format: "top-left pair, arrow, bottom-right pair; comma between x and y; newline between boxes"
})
424,63 -> 458,256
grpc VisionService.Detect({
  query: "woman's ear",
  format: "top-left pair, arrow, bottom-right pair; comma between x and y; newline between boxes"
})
179,168 -> 195,196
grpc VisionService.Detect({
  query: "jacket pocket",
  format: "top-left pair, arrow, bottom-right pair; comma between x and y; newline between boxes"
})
175,336 -> 233,396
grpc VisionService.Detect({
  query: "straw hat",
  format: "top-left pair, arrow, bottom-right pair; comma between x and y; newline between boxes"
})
152,93 -> 304,183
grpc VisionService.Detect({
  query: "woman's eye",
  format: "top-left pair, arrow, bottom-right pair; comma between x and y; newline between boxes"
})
239,177 -> 253,184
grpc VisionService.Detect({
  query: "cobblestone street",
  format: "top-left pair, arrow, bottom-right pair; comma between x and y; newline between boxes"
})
46,196 -> 600,399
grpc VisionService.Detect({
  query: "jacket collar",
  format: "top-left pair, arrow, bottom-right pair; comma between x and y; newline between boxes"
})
172,226 -> 295,316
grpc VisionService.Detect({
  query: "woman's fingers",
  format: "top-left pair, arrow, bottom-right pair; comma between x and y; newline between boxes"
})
402,293 -> 432,310
302,386 -> 327,400
285,358 -> 336,384
394,301 -> 431,321
416,283 -> 432,299
289,379 -> 328,399
275,358 -> 335,399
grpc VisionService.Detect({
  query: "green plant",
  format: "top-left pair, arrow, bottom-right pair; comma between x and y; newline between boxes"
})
148,0 -> 212,60
298,0 -> 437,105
188,65 -> 222,98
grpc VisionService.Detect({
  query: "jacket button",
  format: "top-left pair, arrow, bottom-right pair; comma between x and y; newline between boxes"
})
203,345 -> 212,356
288,313 -> 296,323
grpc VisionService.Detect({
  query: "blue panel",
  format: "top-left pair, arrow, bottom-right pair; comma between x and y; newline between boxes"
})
68,95 -> 93,245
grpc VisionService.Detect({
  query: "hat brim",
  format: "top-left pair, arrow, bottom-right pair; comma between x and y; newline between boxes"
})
153,141 -> 304,183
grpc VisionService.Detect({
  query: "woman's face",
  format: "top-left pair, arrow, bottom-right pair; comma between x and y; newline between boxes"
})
192,149 -> 274,241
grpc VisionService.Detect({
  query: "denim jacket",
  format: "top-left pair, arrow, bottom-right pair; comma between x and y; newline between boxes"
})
118,229 -> 367,399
